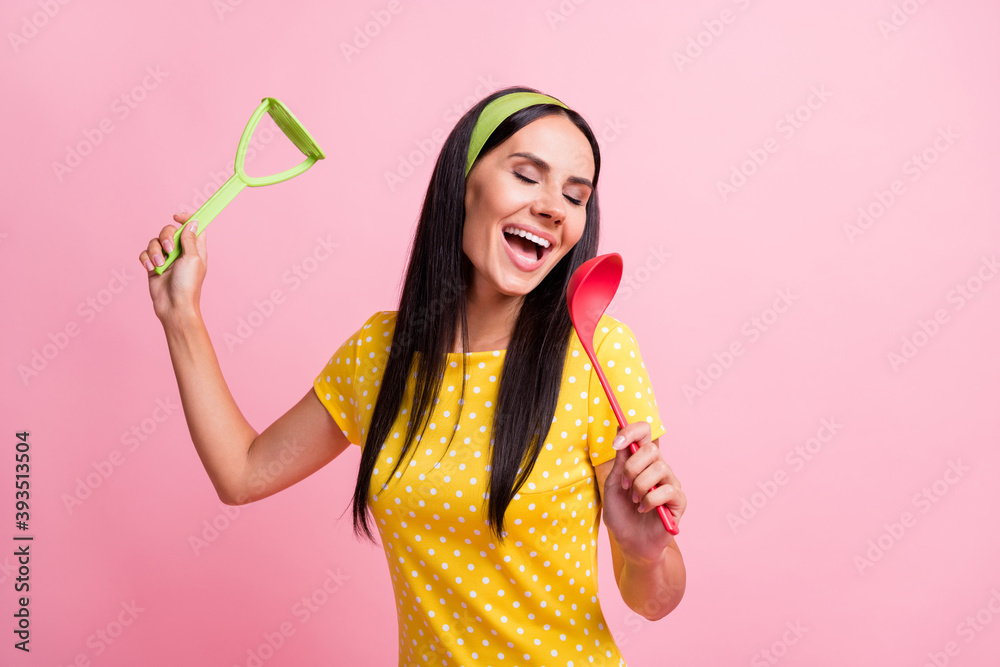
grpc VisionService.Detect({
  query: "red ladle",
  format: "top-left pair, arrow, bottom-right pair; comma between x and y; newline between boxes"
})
567,253 -> 679,535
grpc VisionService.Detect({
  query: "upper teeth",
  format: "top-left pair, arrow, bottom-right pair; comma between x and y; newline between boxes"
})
503,226 -> 550,249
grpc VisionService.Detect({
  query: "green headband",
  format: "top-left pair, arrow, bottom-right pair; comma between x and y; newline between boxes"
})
465,92 -> 568,177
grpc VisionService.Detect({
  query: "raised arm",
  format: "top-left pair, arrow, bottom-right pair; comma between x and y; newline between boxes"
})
143,213 -> 351,506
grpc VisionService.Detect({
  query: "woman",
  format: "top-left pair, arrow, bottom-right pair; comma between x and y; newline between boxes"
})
139,86 -> 687,666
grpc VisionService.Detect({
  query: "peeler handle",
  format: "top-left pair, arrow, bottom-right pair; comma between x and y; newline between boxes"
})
154,174 -> 246,275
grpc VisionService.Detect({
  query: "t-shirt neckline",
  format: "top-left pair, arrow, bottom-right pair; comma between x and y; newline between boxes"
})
444,349 -> 507,357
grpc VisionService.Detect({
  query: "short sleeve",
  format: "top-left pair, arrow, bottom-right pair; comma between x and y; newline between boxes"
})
313,311 -> 385,447
586,318 -> 666,466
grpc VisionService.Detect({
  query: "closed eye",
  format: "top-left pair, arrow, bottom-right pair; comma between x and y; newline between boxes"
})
513,171 -> 585,207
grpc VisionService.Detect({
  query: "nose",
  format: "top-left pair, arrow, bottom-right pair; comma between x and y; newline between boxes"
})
530,185 -> 566,225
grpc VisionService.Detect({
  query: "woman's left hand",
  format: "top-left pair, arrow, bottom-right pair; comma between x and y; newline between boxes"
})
600,421 -> 686,561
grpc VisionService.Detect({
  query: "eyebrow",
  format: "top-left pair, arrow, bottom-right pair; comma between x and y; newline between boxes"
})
507,152 -> 593,189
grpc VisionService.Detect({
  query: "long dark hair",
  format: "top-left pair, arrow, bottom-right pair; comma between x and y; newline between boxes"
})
350,86 -> 602,543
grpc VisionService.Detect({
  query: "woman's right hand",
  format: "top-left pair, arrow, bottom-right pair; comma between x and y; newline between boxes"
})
140,212 -> 209,323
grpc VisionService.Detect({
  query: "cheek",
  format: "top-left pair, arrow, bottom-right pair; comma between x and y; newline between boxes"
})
461,224 -> 477,259
461,214 -> 490,261
562,216 -> 588,252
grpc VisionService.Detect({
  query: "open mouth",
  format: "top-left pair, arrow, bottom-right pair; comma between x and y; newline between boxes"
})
501,227 -> 553,268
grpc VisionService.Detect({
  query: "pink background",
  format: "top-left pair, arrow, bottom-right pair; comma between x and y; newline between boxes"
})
2,0 -> 999,665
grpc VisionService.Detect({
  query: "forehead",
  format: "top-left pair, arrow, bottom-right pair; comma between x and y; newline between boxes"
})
500,114 -> 595,180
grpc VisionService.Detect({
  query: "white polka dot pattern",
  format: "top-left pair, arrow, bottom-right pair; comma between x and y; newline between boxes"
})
585,320 -> 665,467
314,311 -> 664,666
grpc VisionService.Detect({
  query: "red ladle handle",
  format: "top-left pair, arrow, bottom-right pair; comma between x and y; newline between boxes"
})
589,348 -> 679,535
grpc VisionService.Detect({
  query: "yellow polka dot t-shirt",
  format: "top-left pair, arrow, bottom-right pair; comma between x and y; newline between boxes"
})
314,311 -> 665,667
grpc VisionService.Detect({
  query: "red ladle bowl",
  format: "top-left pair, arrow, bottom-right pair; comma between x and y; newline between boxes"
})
567,253 -> 678,535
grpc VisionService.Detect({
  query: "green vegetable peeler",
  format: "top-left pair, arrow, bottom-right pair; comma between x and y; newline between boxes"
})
155,97 -> 325,274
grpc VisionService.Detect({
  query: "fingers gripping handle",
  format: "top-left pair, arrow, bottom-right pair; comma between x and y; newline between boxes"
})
589,338 -> 679,535
155,175 -> 245,274
628,439 -> 679,535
